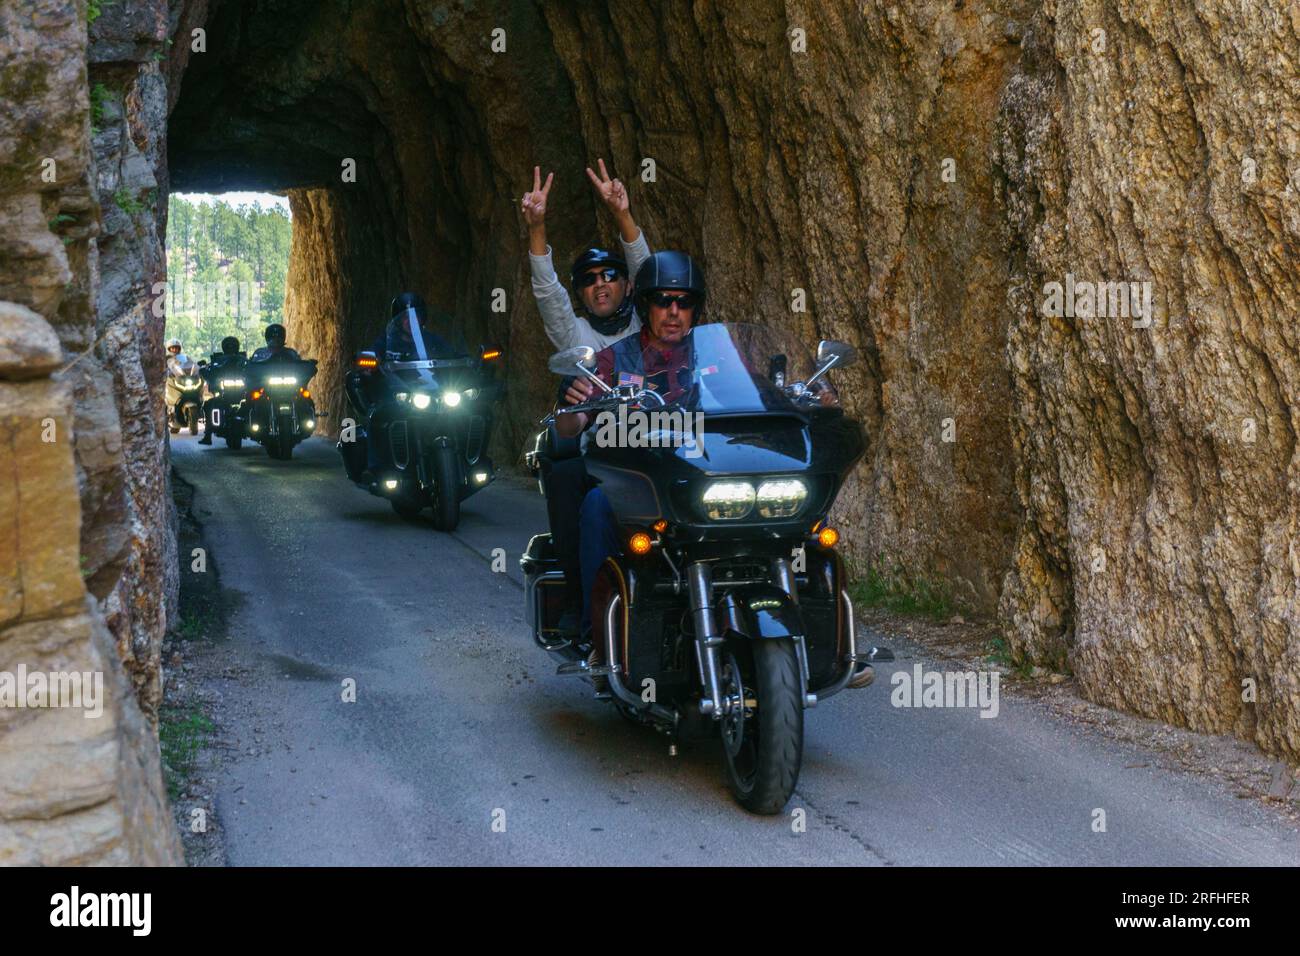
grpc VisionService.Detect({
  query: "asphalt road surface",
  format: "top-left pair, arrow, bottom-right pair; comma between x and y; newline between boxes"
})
172,434 -> 1300,865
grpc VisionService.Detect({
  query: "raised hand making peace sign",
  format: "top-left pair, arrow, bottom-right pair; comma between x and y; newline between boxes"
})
586,158 -> 629,217
521,166 -> 554,229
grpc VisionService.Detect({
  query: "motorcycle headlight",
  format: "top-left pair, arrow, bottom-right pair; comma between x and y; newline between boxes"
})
702,481 -> 755,520
755,479 -> 808,518
411,392 -> 432,410
268,375 -> 298,386
220,378 -> 245,389
441,390 -> 462,408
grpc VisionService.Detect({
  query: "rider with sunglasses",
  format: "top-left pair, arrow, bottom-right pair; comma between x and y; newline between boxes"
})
521,160 -> 651,351
550,252 -> 706,683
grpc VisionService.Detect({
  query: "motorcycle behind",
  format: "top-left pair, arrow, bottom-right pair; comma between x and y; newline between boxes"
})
338,315 -> 504,531
201,351 -> 250,449
165,354 -> 204,436
243,355 -> 320,460
522,322 -> 890,814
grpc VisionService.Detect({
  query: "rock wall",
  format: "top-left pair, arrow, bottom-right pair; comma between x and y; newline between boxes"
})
995,2 -> 1300,754
0,1 -> 180,862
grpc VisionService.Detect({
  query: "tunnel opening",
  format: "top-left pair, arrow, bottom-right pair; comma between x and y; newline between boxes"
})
163,190 -> 291,360
164,0 -> 594,461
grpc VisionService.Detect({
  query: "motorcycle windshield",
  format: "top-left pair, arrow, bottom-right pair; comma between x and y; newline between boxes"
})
384,307 -> 468,388
647,322 -> 832,415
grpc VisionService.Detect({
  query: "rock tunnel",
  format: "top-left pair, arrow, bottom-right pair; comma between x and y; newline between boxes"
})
2,0 -> 1298,862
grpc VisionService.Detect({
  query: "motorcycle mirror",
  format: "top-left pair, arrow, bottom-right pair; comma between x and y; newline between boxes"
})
816,340 -> 858,369
548,346 -> 596,376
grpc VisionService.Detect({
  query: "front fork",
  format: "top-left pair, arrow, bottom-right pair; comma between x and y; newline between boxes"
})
690,556 -> 814,718
688,562 -> 725,718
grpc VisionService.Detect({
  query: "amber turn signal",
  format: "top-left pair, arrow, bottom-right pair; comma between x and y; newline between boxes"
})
357,356 -> 378,368
250,388 -> 264,400
481,349 -> 501,361
817,526 -> 840,548
628,532 -> 653,555
652,519 -> 668,533
300,388 -> 311,398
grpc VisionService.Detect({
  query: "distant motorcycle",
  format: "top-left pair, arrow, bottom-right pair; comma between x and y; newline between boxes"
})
166,354 -> 204,435
522,322 -> 889,814
201,353 -> 249,449
243,355 -> 319,460
339,315 -> 504,531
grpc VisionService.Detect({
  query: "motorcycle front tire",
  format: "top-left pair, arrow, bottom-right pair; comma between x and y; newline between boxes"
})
721,638 -> 804,815
431,445 -> 460,532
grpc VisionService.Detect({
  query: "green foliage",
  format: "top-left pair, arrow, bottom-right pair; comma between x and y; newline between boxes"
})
88,82 -> 110,134
164,194 -> 293,356
112,186 -> 146,216
986,636 -> 1033,678
847,561 -> 954,621
86,0 -> 115,26
159,703 -> 213,800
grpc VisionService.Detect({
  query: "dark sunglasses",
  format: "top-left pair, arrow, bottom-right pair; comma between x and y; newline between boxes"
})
647,291 -> 699,310
576,267 -> 624,288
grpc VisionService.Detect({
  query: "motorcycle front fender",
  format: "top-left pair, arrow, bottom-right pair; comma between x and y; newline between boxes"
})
717,584 -> 806,640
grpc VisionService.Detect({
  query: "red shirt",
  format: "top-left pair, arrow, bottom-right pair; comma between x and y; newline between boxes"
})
594,328 -> 693,403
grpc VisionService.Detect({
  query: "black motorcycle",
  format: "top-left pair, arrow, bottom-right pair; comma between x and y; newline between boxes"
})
201,353 -> 250,449
166,355 -> 204,435
522,322 -> 888,814
243,355 -> 319,460
338,316 -> 504,531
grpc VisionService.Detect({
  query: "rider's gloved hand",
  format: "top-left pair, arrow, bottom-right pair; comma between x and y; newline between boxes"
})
565,377 -> 594,406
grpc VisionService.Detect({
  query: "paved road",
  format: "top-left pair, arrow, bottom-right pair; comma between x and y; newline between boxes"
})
172,435 -> 1299,865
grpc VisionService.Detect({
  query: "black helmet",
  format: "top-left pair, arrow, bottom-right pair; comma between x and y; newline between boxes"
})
633,251 -> 706,313
264,323 -> 286,345
220,336 -> 240,355
390,292 -> 428,322
569,248 -> 627,292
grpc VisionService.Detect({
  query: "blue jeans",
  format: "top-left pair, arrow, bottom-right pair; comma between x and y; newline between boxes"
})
578,486 -> 620,632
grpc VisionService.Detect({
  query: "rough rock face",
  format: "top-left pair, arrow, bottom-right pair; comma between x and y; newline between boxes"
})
0,1 -> 180,862
995,3 -> 1300,755
161,0 -> 1300,757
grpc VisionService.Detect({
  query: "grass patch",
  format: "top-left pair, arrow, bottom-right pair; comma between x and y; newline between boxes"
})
176,606 -> 207,641
986,635 -> 1034,678
159,703 -> 213,801
847,563 -> 955,621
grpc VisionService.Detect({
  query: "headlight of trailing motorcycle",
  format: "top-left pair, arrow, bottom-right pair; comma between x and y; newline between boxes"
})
702,481 -> 755,520
220,378 -> 245,389
441,390 -> 462,408
268,375 -> 298,386
411,392 -> 432,410
755,479 -> 808,518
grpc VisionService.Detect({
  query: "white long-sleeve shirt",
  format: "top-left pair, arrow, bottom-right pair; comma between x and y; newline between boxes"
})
529,229 -> 650,352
